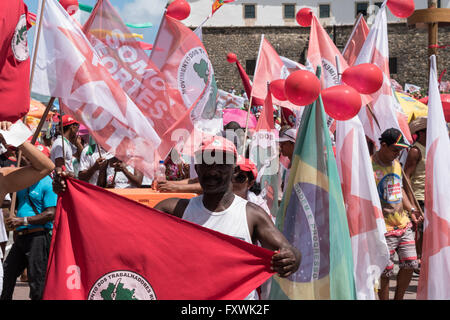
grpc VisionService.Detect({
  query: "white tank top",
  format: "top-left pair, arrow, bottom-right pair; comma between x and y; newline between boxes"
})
183,195 -> 253,244
183,195 -> 258,300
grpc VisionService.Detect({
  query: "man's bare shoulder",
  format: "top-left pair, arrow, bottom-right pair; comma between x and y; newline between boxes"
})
154,197 -> 191,218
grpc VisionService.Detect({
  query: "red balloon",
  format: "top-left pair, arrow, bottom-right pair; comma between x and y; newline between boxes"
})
270,79 -> 287,101
167,0 -> 191,21
342,63 -> 384,94
226,52 -> 237,64
387,0 -> 415,18
284,70 -> 321,106
59,0 -> 79,15
296,8 -> 313,27
322,85 -> 362,121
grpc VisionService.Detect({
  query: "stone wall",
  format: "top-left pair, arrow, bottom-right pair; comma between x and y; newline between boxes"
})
200,23 -> 450,93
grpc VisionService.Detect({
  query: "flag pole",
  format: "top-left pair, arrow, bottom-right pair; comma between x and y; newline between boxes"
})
29,0 -> 47,91
241,95 -> 254,156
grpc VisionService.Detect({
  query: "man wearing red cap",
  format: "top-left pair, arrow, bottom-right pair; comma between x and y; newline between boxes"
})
50,115 -> 83,174
154,135 -> 301,299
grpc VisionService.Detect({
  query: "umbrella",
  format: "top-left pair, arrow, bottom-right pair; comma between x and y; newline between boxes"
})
394,92 -> 428,123
222,108 -> 257,129
419,94 -> 450,123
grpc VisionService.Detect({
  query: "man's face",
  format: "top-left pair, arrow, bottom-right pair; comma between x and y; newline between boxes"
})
69,123 -> 80,140
380,142 -> 402,161
279,141 -> 294,160
195,151 -> 235,194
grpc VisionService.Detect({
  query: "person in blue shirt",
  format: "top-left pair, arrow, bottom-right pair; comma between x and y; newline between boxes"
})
1,175 -> 57,300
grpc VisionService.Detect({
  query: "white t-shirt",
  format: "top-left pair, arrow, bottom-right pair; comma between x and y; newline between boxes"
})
79,145 -> 114,185
107,165 -> 136,189
50,136 -> 77,173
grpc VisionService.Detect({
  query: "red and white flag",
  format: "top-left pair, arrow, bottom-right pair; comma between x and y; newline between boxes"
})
252,35 -> 298,109
233,58 -> 264,107
417,55 -> 450,300
150,14 -> 220,158
0,0 -> 31,122
43,178 -> 274,300
336,117 -> 389,300
342,14 -> 369,67
31,0 -> 160,178
354,5 -> 411,147
82,0 -> 171,157
307,15 -> 370,132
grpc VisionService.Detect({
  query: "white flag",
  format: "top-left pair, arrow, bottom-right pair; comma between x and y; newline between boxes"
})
336,117 -> 389,300
417,55 -> 450,300
354,4 -> 411,147
31,0 -> 160,177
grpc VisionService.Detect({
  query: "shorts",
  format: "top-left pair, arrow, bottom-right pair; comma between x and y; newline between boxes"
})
382,227 -> 419,277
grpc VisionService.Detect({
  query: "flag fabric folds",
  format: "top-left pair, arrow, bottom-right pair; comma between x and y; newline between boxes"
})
249,85 -> 279,220
212,0 -> 235,16
0,0 -> 30,122
417,55 -> 450,300
336,117 -> 389,300
43,178 -> 274,300
342,14 -> 369,67
354,4 -> 411,147
150,14 -> 220,158
269,69 -> 356,300
31,0 -> 161,178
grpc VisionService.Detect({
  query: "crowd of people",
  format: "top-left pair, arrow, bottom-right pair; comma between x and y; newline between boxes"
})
0,95 -> 442,301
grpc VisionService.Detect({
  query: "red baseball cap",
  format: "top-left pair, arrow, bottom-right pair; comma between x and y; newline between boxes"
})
237,156 -> 258,180
27,137 -> 50,157
62,115 -> 79,127
194,135 -> 238,164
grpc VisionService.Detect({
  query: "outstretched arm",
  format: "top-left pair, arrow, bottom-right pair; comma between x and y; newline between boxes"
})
246,202 -> 301,277
154,197 -> 190,219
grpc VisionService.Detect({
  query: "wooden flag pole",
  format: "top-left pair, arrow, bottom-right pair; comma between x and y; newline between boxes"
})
241,95 -> 254,156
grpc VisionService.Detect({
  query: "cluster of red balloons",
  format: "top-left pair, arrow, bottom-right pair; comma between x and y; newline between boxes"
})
167,0 -> 191,20
267,63 -> 383,121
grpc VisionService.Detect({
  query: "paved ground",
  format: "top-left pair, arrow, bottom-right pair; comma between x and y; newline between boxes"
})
5,233 -> 419,300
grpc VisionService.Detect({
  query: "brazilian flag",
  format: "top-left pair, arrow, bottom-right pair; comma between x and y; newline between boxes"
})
269,77 -> 356,300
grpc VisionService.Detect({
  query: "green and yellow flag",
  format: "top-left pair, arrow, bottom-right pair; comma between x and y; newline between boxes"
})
269,80 -> 356,300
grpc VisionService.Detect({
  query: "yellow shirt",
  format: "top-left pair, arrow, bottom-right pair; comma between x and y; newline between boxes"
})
372,156 -> 411,232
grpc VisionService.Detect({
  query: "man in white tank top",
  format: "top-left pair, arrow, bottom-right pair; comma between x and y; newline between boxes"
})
154,136 -> 301,299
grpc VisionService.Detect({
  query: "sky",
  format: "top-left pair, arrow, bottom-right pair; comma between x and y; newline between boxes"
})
24,0 -> 168,51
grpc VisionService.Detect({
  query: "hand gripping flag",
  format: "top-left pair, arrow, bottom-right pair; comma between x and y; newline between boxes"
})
0,0 -> 30,122
31,0 -> 161,178
354,4 -> 411,147
417,55 -> 450,300
269,67 -> 356,300
336,117 -> 390,300
249,85 -> 279,220
43,178 -> 274,300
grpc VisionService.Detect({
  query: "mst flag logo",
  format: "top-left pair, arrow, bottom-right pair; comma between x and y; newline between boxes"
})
12,14 -> 29,61
88,270 -> 156,300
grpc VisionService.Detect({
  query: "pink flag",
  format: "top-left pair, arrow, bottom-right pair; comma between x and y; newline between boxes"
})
252,35 -> 298,109
417,55 -> 450,300
354,5 -> 411,146
336,117 -> 389,300
342,14 -> 370,67
31,0 -> 160,178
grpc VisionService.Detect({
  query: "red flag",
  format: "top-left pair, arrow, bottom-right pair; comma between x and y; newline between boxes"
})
0,0 -> 30,122
234,59 -> 264,107
212,0 -> 235,16
342,14 -> 370,67
43,178 -> 274,300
